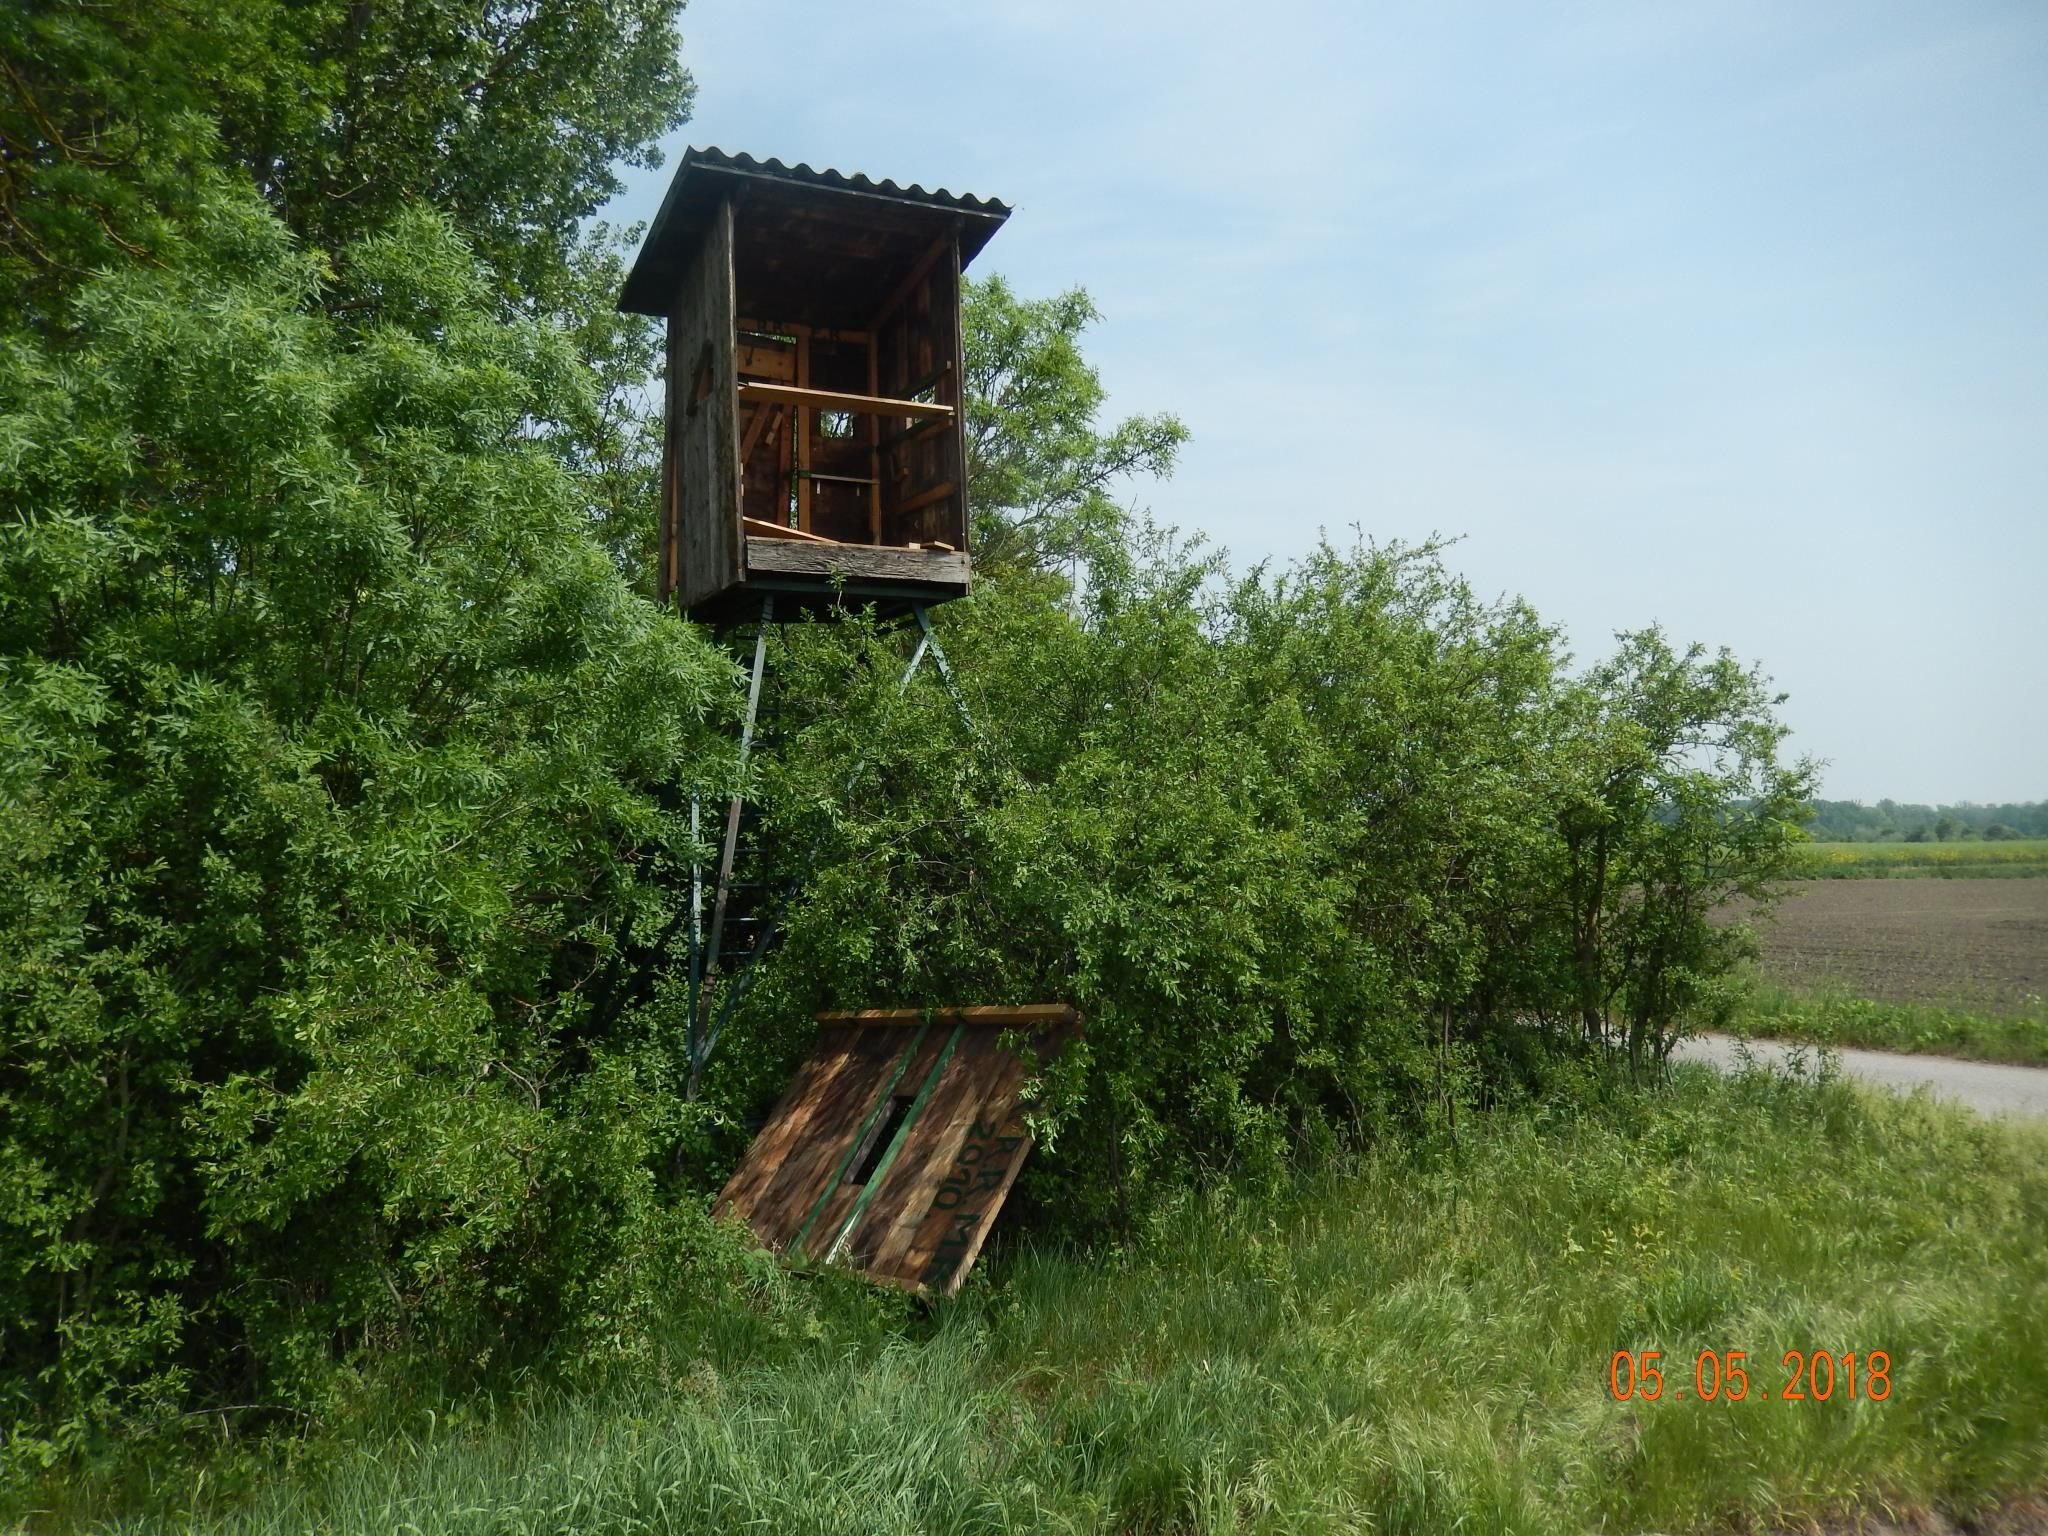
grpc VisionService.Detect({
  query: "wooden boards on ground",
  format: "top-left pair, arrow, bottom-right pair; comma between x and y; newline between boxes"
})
715,1005 -> 1081,1297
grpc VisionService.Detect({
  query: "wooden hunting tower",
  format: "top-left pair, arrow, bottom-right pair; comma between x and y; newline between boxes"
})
620,149 -> 1011,621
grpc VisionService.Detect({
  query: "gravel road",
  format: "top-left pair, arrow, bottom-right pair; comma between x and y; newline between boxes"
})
1674,1034 -> 2048,1118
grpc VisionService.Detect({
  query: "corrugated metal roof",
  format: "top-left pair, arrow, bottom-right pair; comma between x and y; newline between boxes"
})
619,147 -> 1012,316
685,147 -> 1010,218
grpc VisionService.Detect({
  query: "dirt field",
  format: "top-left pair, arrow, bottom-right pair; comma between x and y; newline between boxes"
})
1737,878 -> 2048,1013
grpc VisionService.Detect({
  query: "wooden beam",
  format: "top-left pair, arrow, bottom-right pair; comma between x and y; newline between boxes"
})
740,400 -> 784,466
659,319 -> 676,603
879,416 -> 949,452
869,231 -> 955,334
744,516 -> 838,544
744,538 -> 969,588
738,382 -> 954,422
795,333 -> 811,534
868,337 -> 883,546
894,480 -> 956,518
815,1005 -> 1082,1029
904,359 -> 953,399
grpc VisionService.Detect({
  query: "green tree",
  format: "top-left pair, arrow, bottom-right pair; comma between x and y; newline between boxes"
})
0,195 -> 732,1454
1555,632 -> 1816,1073
1,0 -> 693,318
963,277 -> 1188,572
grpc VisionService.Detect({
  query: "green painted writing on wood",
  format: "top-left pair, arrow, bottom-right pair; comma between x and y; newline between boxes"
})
923,1117 -> 1028,1289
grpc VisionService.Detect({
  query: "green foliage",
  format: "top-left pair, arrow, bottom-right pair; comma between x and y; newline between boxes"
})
699,533 -> 1815,1232
59,1069 -> 2048,1534
2,0 -> 720,1462
1791,838 -> 2048,879
1556,632 -> 1817,1074
0,0 -> 693,317
0,194 -> 733,1461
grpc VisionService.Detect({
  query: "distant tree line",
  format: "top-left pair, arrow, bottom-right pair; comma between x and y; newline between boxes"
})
1805,799 -> 2048,843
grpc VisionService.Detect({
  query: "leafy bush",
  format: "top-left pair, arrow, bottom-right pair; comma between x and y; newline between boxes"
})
0,196 -> 733,1460
696,530 -> 1814,1234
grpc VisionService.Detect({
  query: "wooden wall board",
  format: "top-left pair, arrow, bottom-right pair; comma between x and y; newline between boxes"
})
716,1005 -> 1081,1297
792,327 -> 811,533
789,1023 -> 954,1259
868,328 -> 884,543
896,1047 -> 1043,1294
668,197 -> 743,611
658,289 -> 678,602
742,538 -> 968,591
837,1027 -> 1017,1273
719,1024 -> 912,1244
938,235 -> 968,555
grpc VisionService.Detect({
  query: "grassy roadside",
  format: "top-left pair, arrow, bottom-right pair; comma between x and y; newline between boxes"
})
1733,981 -> 2048,1068
1791,839 -> 2048,879
32,1063 -> 2048,1536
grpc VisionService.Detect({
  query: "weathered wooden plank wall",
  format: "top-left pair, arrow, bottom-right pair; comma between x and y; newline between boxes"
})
668,196 -> 743,612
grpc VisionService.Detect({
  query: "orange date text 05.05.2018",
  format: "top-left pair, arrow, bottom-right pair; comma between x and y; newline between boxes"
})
1608,1350 -> 1891,1403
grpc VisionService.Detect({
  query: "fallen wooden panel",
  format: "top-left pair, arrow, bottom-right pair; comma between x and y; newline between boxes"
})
717,1005 -> 1081,1296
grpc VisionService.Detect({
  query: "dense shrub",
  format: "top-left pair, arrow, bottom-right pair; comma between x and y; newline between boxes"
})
0,196 -> 733,1459
700,530 -> 1815,1233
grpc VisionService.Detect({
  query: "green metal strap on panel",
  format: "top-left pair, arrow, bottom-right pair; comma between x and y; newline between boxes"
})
787,1022 -> 930,1259
823,1022 -> 966,1264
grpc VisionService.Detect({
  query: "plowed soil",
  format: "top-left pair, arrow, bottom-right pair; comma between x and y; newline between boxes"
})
1739,879 -> 2048,1014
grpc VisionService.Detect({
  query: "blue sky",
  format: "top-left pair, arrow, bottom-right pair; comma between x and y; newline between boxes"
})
604,1 -> 2048,804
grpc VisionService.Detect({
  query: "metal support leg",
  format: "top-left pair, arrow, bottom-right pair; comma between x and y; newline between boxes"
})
685,788 -> 703,1068
687,599 -> 975,1097
704,594 -> 773,982
910,604 -> 973,732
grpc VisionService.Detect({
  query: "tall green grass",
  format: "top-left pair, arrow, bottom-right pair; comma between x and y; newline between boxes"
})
1733,981 -> 2048,1066
1791,839 -> 2048,879
35,1066 -> 2048,1535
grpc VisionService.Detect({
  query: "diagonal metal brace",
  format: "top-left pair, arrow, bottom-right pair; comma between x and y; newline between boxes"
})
908,603 -> 973,732
684,600 -> 972,1096
704,594 -> 774,982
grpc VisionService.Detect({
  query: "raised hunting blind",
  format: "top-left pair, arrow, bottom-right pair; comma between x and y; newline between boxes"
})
625,155 -> 1060,1299
620,149 -> 1011,620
